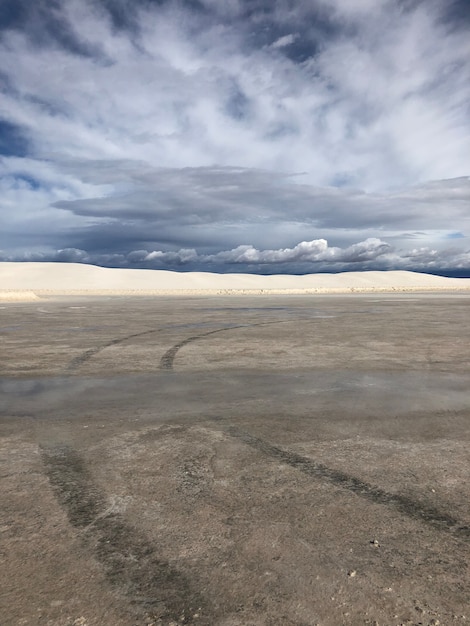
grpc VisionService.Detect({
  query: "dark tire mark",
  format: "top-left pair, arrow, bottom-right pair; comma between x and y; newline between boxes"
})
41,445 -> 210,624
67,328 -> 162,371
223,426 -> 470,540
41,445 -> 105,527
159,325 -> 246,370
69,314 -> 313,373
159,319 -> 308,370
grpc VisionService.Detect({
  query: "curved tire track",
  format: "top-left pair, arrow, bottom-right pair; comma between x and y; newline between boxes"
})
68,314 -> 314,373
67,328 -> 163,371
159,325 -> 247,370
159,318 -> 309,370
41,444 -> 210,623
222,425 -> 470,540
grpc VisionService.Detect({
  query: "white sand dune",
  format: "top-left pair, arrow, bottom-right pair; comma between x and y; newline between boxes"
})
0,290 -> 40,302
1,262 -> 470,299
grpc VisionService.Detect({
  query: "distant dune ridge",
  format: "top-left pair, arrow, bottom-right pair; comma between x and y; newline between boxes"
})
1,262 -> 470,300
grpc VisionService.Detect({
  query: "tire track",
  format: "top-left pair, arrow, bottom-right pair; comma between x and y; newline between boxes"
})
41,444 -> 210,624
68,314 -> 315,373
159,318 -> 310,370
223,426 -> 470,540
159,325 -> 247,370
67,328 -> 162,371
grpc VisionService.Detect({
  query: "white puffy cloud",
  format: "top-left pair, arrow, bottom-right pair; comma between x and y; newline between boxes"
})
0,0 -> 469,272
4,236 -> 469,274
270,34 -> 299,49
145,248 -> 198,264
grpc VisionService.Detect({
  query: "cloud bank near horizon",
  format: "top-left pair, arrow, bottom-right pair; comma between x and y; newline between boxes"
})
3,236 -> 470,276
0,0 -> 469,274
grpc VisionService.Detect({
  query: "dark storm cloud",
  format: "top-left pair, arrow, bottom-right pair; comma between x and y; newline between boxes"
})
51,165 -> 470,235
0,0 -> 105,58
0,120 -> 30,157
3,237 -> 470,276
0,0 -> 469,274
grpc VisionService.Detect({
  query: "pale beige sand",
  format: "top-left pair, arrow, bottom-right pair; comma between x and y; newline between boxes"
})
0,290 -> 40,302
1,262 -> 470,299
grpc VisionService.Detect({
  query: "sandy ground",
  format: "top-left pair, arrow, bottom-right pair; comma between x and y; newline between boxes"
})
1,293 -> 470,625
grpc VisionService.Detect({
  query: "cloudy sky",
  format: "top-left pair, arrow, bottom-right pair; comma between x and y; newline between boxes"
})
1,0 -> 469,275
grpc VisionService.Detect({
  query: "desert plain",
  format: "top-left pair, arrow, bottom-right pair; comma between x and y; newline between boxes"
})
1,264 -> 470,626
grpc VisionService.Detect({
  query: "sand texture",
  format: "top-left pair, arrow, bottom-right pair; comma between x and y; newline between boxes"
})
1,262 -> 470,299
2,295 -> 470,625
0,290 -> 40,301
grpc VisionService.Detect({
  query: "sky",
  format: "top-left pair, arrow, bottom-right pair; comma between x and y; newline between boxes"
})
0,0 -> 469,275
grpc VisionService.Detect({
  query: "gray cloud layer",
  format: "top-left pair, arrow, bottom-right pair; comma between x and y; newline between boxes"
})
0,0 -> 469,273
3,236 -> 470,276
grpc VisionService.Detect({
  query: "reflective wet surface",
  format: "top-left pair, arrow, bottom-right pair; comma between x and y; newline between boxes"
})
1,294 -> 470,625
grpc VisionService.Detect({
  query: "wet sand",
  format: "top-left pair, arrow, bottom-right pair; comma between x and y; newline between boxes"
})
1,294 -> 469,625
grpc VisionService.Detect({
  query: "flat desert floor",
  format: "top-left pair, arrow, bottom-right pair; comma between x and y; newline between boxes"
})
1,294 -> 469,626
